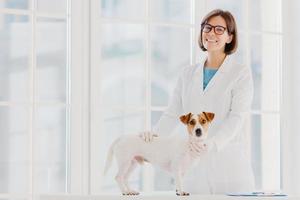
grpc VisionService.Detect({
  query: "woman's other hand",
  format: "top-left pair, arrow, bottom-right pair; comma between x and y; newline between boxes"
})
139,131 -> 158,143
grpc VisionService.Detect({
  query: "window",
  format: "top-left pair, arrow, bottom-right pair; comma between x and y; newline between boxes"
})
0,0 -> 70,195
91,0 -> 195,192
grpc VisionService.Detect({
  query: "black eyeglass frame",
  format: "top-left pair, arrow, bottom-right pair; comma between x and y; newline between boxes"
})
201,23 -> 227,35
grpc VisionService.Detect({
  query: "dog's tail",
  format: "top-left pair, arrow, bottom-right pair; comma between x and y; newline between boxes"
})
103,138 -> 119,175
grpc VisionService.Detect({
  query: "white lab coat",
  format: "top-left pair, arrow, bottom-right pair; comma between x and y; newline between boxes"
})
153,55 -> 255,194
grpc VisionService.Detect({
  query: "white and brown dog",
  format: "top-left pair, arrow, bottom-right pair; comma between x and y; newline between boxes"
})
103,112 -> 215,196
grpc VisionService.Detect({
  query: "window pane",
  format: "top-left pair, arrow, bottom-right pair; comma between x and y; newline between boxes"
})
36,18 -> 67,102
101,110 -> 145,192
36,0 -> 67,13
151,111 -> 162,131
0,106 -> 29,193
250,0 -> 281,32
0,0 -> 29,9
103,110 -> 145,134
151,111 -> 173,190
251,113 -> 280,191
34,106 -> 67,193
231,32 -> 246,65
151,26 -> 191,106
250,114 -> 262,190
0,14 -> 30,102
251,34 -> 281,111
101,23 -> 145,108
150,0 -> 192,24
100,0 -> 145,19
206,0 -> 245,30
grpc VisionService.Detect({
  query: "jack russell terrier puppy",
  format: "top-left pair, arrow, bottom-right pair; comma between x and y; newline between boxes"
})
103,112 -> 215,196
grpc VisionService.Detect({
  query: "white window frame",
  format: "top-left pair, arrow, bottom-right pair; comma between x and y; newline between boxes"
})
69,0 -> 91,194
242,0 -> 282,190
0,0 -> 90,198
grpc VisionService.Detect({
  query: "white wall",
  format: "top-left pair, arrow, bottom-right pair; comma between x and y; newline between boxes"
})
282,0 -> 300,196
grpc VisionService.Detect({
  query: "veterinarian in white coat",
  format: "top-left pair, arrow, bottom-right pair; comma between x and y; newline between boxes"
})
142,9 -> 255,194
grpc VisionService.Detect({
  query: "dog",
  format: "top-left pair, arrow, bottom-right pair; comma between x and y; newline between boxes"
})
103,112 -> 215,196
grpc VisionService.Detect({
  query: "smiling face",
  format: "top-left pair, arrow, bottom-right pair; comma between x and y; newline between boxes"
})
180,112 -> 215,140
201,16 -> 233,54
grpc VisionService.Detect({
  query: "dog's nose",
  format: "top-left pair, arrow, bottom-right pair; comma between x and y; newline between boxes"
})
195,129 -> 202,137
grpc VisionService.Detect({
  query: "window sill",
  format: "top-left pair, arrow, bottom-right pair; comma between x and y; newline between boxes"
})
39,192 -> 295,200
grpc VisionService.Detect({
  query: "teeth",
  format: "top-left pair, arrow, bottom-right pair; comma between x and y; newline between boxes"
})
206,39 -> 217,42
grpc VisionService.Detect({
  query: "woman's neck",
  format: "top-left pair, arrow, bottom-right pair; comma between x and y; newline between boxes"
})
205,52 -> 227,69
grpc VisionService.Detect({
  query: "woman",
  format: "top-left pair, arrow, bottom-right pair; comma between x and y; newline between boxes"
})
141,9 -> 255,194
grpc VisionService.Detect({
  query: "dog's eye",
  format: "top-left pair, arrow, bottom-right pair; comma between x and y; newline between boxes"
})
189,120 -> 195,125
201,119 -> 207,124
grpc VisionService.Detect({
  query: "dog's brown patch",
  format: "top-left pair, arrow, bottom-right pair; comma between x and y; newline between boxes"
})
202,112 -> 215,122
187,118 -> 196,135
180,113 -> 192,124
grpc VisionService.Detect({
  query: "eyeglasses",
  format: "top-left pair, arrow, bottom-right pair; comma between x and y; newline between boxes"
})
202,23 -> 227,35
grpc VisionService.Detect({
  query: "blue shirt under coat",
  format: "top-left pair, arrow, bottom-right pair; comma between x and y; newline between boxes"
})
203,67 -> 218,90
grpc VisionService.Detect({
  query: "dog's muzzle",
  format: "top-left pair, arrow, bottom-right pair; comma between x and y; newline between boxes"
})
195,128 -> 202,137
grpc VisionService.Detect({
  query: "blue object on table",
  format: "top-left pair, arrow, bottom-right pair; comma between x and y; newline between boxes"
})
226,191 -> 287,197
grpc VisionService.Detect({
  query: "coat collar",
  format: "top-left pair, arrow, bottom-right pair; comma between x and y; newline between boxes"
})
199,55 -> 232,73
196,55 -> 233,93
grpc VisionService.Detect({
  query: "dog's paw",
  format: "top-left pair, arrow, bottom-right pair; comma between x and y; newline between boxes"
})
176,190 -> 190,196
122,190 -> 140,195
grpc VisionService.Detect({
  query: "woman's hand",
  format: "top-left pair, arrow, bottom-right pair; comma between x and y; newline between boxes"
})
139,131 -> 158,143
204,139 -> 216,152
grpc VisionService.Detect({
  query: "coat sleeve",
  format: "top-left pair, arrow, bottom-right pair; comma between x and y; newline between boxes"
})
152,71 -> 184,135
211,66 -> 254,152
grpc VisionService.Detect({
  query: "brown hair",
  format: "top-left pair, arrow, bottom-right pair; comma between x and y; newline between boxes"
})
198,9 -> 238,55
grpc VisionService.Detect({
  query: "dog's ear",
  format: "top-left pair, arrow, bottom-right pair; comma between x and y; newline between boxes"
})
203,112 -> 215,122
180,113 -> 192,124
